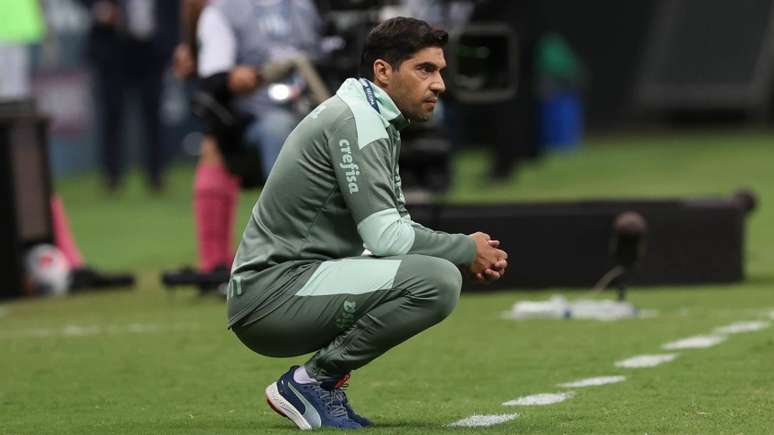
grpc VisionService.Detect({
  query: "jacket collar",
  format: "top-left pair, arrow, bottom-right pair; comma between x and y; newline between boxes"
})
336,78 -> 410,130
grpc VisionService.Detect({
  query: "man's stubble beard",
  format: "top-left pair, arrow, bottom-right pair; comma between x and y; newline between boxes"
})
408,111 -> 432,122
399,97 -> 434,122
390,78 -> 434,123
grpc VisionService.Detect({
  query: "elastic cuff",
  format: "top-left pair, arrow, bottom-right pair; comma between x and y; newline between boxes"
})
303,360 -> 341,382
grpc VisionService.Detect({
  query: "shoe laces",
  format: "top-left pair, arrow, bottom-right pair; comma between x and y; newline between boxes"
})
333,383 -> 350,405
318,387 -> 348,418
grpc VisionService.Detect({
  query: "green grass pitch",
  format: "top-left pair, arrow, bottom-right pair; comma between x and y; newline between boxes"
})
2,131 -> 774,434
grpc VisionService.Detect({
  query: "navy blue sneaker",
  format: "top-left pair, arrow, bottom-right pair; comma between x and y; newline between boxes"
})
265,366 -> 362,430
322,373 -> 372,427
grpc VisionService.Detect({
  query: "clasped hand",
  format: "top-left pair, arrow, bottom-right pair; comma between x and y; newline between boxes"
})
468,232 -> 508,282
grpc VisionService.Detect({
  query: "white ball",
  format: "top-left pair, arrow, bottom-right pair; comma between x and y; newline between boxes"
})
25,244 -> 71,296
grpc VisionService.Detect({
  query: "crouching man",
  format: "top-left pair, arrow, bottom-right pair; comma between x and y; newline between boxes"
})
227,17 -> 508,430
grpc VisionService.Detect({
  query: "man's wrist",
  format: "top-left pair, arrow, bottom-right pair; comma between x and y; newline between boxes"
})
461,234 -> 477,266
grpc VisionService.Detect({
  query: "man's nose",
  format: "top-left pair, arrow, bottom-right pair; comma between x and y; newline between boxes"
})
430,72 -> 446,94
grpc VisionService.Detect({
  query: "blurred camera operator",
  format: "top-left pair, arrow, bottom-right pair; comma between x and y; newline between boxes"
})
197,0 -> 321,177
169,0 -> 322,281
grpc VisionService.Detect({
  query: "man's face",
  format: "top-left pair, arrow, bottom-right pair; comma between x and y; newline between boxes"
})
379,47 -> 447,122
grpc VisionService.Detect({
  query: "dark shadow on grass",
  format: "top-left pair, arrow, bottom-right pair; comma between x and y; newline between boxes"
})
360,422 -> 445,429
138,418 -> 446,433
267,420 -> 448,432
131,420 -> 300,433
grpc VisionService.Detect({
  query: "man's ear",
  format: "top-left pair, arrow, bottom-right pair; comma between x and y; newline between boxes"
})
372,59 -> 392,86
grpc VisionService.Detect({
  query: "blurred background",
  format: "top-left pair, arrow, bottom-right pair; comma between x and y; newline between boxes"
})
2,0 -> 773,297
16,0 -> 774,176
5,3 -> 774,432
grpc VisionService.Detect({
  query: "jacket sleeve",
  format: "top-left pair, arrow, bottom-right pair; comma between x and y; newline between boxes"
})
329,118 -> 475,266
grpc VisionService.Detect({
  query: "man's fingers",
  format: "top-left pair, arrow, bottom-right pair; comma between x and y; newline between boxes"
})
488,239 -> 500,248
484,269 -> 501,280
474,267 -> 503,282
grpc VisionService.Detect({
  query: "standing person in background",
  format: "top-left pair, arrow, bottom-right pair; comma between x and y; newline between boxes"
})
0,0 -> 43,101
167,0 -> 239,286
227,17 -> 508,430
165,0 -> 238,287
78,0 -> 179,192
186,0 -> 321,276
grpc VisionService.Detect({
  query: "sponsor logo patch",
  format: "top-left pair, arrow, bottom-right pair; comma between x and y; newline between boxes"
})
339,139 -> 360,193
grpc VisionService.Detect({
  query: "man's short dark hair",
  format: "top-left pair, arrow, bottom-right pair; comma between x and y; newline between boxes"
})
359,17 -> 448,80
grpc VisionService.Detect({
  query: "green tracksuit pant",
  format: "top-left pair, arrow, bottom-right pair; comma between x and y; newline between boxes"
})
231,254 -> 462,380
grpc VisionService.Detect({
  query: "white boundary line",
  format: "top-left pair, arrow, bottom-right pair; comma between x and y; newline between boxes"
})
615,354 -> 678,368
713,320 -> 770,335
502,392 -> 575,406
447,313 -> 774,429
448,413 -> 519,428
661,335 -> 726,350
558,376 -> 626,388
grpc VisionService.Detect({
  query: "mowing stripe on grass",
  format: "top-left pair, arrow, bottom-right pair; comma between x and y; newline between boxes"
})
713,320 -> 770,335
0,306 -> 7,319
448,413 -> 519,428
615,353 -> 678,368
502,392 -> 575,406
558,376 -> 626,388
662,335 -> 726,350
0,322 -> 199,339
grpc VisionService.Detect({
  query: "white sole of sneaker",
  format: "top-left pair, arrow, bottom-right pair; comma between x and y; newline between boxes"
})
265,382 -> 314,430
